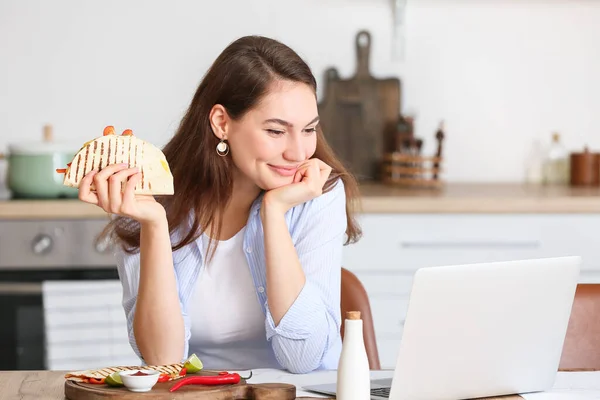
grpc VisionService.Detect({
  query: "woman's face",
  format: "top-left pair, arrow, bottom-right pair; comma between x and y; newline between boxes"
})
224,80 -> 319,191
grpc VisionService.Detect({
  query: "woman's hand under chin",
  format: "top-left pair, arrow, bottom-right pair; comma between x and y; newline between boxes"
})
262,158 -> 333,216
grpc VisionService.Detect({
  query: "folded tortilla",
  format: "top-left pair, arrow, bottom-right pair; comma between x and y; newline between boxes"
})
60,126 -> 174,195
64,363 -> 184,382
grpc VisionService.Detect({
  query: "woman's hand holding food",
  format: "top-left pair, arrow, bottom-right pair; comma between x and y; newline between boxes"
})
78,164 -> 167,226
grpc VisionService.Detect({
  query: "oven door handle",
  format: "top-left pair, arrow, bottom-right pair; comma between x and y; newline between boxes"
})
0,283 -> 42,295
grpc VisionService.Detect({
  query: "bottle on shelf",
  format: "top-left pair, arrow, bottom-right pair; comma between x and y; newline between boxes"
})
524,139 -> 544,185
542,132 -> 569,185
336,311 -> 370,400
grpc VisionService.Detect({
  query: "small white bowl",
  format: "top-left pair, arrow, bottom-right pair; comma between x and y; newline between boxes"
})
119,369 -> 160,392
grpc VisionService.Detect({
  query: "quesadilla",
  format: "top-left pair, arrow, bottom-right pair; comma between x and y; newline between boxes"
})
56,125 -> 174,195
64,363 -> 184,383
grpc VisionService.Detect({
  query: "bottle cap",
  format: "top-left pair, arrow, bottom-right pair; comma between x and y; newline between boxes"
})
346,311 -> 361,320
43,124 -> 53,142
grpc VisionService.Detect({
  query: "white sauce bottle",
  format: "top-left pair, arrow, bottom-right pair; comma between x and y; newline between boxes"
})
336,311 -> 370,400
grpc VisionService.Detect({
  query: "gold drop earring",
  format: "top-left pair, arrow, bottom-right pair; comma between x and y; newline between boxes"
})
216,139 -> 229,156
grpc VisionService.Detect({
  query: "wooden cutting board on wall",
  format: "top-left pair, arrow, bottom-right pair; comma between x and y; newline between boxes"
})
318,30 -> 401,181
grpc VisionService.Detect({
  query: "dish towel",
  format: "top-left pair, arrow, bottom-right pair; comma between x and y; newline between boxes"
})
42,279 -> 140,371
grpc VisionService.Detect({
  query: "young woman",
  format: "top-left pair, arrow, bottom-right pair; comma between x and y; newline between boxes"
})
79,35 -> 362,374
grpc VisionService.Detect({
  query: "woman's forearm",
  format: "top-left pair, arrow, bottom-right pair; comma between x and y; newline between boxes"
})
133,218 -> 185,365
261,203 -> 306,326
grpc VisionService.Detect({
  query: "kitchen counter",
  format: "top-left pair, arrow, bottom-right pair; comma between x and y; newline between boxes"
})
0,198 -> 109,220
355,182 -> 600,214
1,183 -> 600,220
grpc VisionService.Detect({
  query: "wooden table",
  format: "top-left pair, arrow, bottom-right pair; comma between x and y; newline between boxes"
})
0,370 -> 522,400
1,371 -> 68,400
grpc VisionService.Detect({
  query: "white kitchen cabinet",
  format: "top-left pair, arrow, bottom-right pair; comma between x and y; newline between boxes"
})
342,213 -> 600,368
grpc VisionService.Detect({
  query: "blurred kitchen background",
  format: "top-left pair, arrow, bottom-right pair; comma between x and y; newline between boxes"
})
2,0 -> 600,372
1,0 -> 599,187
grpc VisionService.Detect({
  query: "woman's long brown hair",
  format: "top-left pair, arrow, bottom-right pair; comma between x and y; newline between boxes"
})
104,35 -> 362,254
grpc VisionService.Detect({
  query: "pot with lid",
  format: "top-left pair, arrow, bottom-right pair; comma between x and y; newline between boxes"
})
1,125 -> 81,198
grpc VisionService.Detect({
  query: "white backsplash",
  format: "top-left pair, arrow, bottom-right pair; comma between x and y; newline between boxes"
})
1,0 -> 599,183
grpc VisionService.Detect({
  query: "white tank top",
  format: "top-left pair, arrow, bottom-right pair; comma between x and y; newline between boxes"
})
188,227 -> 279,370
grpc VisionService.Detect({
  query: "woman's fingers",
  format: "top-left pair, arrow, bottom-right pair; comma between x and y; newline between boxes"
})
302,159 -> 319,179
291,158 -> 332,195
315,158 -> 333,175
78,170 -> 99,205
293,170 -> 303,183
121,172 -> 142,214
108,168 -> 139,213
315,159 -> 332,186
93,164 -> 128,210
295,160 -> 314,182
304,159 -> 331,185
294,162 -> 309,183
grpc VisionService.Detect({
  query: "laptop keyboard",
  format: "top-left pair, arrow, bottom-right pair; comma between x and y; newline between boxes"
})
370,387 -> 390,398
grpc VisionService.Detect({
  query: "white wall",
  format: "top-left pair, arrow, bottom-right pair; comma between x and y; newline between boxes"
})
1,0 -> 599,183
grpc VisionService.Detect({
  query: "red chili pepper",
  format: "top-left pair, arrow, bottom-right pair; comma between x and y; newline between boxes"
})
157,373 -> 170,383
88,378 -> 105,384
179,367 -> 187,376
169,371 -> 252,392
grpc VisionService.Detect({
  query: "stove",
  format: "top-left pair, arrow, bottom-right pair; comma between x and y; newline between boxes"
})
0,219 -> 117,269
0,218 -> 122,370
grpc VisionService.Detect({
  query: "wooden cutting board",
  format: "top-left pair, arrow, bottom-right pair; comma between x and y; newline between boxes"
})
64,370 -> 296,400
318,30 -> 401,181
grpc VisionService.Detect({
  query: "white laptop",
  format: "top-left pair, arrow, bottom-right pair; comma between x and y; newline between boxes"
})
304,256 -> 581,400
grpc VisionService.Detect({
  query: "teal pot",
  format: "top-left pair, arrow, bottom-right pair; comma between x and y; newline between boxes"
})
4,141 -> 80,199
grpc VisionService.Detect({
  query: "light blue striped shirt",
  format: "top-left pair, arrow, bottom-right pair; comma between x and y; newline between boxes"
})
114,179 -> 346,373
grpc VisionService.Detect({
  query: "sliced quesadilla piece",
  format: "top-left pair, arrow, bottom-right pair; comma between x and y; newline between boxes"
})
65,362 -> 184,383
56,125 -> 174,195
